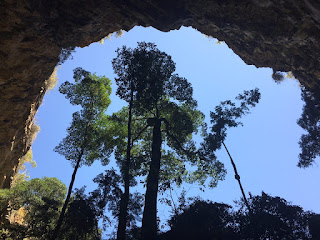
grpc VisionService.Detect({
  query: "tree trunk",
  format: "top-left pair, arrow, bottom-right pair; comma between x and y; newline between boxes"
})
117,99 -> 133,240
50,148 -> 83,240
141,118 -> 162,240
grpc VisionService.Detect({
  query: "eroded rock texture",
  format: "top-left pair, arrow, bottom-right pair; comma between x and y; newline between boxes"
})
1,0 -> 320,188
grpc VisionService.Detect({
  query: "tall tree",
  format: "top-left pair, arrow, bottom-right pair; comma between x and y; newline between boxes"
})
111,42 -> 203,239
51,68 -> 112,240
116,43 -> 196,240
112,45 -> 139,240
208,88 -> 260,210
115,42 -> 224,240
111,43 -> 259,239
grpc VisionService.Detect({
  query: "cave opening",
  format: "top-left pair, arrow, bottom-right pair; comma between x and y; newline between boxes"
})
25,26 -> 319,235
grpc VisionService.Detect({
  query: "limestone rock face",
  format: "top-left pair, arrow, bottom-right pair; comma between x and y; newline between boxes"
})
1,0 -> 320,188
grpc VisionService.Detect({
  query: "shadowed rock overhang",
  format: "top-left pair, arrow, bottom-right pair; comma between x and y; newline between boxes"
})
1,0 -> 319,188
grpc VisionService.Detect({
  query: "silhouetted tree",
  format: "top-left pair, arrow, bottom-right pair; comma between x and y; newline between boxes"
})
271,70 -> 285,84
90,169 -> 143,239
163,192 -> 316,240
112,44 -> 143,240
111,42 -> 218,240
165,198 -> 236,240
60,188 -> 102,240
235,192 -> 312,239
309,213 -> 320,239
297,86 -> 320,167
207,88 -> 260,210
111,43 -> 260,239
119,42 -> 213,240
51,68 -> 112,239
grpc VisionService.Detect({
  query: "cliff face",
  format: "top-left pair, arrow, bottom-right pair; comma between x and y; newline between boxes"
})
1,0 -> 320,188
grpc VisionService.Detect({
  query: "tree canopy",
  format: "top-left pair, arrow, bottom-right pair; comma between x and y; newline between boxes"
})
162,192 -> 317,240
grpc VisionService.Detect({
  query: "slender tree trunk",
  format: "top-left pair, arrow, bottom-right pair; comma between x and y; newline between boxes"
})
142,118 -> 162,240
50,147 -> 84,240
117,98 -> 133,240
222,141 -> 251,212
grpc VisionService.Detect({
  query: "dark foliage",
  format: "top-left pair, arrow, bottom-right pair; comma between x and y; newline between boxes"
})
91,169 -> 143,233
60,188 -> 101,240
297,86 -> 320,167
205,88 -> 260,152
162,192 -> 316,240
236,192 -> 312,239
271,70 -> 285,84
58,47 -> 75,65
165,199 -> 236,240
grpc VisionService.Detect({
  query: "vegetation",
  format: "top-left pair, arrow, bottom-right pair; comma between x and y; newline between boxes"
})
107,42 -> 261,239
0,178 -> 102,239
111,42 -> 224,240
0,177 -> 67,239
162,192 -> 319,240
297,85 -> 320,167
271,69 -> 320,167
3,41 -> 319,239
45,67 -> 59,92
51,68 -> 112,239
99,30 -> 124,44
11,149 -> 37,187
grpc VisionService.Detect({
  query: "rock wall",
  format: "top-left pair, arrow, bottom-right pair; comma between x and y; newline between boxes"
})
1,0 -> 320,188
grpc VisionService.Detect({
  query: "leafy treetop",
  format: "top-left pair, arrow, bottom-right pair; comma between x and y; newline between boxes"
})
54,67 -> 112,166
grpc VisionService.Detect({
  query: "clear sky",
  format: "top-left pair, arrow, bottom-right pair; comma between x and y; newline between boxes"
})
29,26 -> 320,232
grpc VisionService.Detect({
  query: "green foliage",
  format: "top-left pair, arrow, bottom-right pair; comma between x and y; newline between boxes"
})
12,149 -> 37,187
112,42 -> 175,109
54,67 -> 113,167
0,178 -> 102,240
112,42 -> 196,114
113,43 -> 220,187
209,88 -> 260,148
0,177 -> 67,239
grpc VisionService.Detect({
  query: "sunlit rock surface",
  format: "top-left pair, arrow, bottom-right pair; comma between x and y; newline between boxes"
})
1,0 -> 319,188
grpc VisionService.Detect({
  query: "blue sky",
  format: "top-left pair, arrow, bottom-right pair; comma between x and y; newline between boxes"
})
29,26 -> 320,230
